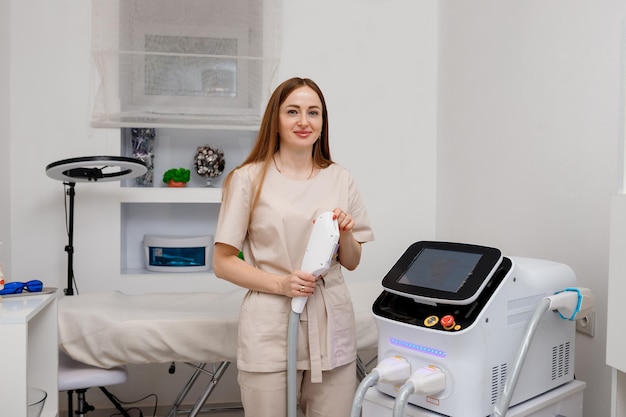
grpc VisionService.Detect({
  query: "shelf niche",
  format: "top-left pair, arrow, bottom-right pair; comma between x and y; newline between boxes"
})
121,127 -> 255,189
119,126 -> 255,275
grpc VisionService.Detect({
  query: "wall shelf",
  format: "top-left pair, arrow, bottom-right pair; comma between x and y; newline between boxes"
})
121,127 -> 255,190
118,187 -> 222,203
119,126 -> 254,275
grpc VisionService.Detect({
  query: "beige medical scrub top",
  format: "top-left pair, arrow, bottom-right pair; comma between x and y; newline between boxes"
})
215,161 -> 374,383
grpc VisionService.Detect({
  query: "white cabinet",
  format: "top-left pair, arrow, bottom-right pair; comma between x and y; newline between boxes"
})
0,292 -> 59,417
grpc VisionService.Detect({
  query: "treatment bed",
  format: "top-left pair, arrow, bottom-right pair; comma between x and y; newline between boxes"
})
57,279 -> 382,416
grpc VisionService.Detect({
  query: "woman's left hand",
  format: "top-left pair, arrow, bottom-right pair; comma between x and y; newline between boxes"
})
330,207 -> 361,271
332,208 -> 354,232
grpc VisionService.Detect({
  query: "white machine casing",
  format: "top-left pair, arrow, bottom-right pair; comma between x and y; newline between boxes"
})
373,256 -> 577,417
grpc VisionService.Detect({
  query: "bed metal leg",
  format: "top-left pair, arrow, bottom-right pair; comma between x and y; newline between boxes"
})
356,355 -> 368,381
166,362 -> 208,417
356,353 -> 378,381
187,362 -> 231,417
166,361 -> 233,417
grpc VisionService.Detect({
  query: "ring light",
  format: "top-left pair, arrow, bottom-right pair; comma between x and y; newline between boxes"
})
46,156 -> 148,296
46,156 -> 147,183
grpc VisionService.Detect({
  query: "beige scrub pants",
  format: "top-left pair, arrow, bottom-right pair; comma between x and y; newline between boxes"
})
237,361 -> 357,417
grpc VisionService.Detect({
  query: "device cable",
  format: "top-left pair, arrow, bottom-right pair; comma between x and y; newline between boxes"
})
287,309 -> 300,417
492,297 -> 551,417
393,384 -> 414,417
350,372 -> 380,417
392,366 -> 445,417
492,288 -> 593,417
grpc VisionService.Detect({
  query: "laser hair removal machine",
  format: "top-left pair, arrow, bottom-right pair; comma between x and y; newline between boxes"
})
356,241 -> 591,417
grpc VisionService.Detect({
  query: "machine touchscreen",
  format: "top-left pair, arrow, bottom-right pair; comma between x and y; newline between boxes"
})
381,241 -> 502,304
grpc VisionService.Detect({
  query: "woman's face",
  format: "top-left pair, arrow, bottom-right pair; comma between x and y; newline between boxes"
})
278,86 -> 323,151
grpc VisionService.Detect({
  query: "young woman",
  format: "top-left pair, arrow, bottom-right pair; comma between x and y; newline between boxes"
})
213,77 -> 374,417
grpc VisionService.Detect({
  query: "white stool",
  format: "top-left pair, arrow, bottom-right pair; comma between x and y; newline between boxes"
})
58,351 -> 130,417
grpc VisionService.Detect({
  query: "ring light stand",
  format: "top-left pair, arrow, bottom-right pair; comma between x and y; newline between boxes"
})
46,156 -> 147,296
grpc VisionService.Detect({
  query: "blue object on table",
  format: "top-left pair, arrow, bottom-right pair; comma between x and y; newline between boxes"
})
0,280 -> 43,295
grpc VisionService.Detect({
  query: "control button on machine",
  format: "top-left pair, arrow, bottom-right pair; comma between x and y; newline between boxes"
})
441,315 -> 456,330
424,315 -> 439,327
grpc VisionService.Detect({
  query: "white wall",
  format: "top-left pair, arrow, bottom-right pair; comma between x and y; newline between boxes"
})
5,0 -> 439,412
436,2 -> 625,417
0,0 -> 10,274
278,0 -> 439,284
10,0 -> 118,295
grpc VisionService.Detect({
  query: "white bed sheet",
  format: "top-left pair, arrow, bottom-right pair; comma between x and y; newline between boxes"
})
58,279 -> 383,368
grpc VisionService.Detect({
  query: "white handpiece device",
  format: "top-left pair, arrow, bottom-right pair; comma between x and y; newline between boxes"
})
291,212 -> 340,313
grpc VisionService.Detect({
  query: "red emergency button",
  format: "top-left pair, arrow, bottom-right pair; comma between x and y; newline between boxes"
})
441,315 -> 456,330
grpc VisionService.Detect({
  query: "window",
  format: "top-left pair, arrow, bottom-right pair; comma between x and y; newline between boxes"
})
91,0 -> 281,128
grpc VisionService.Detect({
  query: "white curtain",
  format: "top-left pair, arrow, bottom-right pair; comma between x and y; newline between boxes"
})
91,0 -> 282,128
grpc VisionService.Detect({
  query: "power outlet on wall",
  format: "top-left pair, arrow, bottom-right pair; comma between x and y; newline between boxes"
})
575,310 -> 596,337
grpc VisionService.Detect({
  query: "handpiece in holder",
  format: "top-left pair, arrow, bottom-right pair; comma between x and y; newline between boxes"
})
291,212 -> 340,314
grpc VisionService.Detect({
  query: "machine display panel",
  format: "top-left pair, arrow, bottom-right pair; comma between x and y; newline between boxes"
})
381,241 -> 502,304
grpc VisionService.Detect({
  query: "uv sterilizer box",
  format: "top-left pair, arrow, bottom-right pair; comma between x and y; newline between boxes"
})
143,235 -> 214,272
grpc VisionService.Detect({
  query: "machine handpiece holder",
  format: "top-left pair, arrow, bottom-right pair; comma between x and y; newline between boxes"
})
548,287 -> 594,321
291,212 -> 340,313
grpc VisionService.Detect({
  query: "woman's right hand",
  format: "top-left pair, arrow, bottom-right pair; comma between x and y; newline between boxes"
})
214,243 -> 321,297
283,270 -> 318,298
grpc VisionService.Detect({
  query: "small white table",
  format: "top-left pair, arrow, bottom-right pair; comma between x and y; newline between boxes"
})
0,291 -> 59,417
